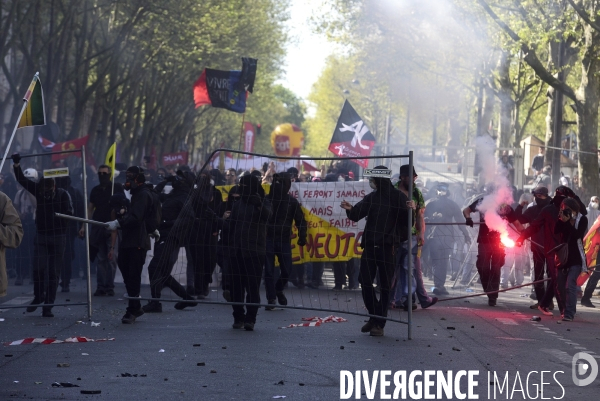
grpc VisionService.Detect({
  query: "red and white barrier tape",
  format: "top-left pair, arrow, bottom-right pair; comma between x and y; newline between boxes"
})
4,337 -> 115,346
280,315 -> 347,329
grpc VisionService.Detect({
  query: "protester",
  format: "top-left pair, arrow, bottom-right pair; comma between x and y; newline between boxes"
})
143,171 -> 197,312
462,184 -> 523,306
12,154 -> 73,317
225,168 -> 237,185
227,174 -> 271,331
106,166 -> 153,324
531,147 -> 545,176
586,196 -> 600,232
12,168 -> 37,286
554,198 -> 587,321
423,182 -> 471,295
517,186 -> 587,315
341,166 -> 409,336
82,165 -> 125,296
0,190 -> 23,297
394,164 -> 438,311
264,172 -> 307,310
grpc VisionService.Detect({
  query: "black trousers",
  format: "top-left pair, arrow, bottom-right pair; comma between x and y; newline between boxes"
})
60,235 -> 76,288
231,251 -> 264,324
190,238 -> 217,292
539,255 -> 557,309
475,242 -> 505,300
358,245 -> 395,328
147,239 -> 190,300
531,245 -> 547,302
32,233 -> 66,308
117,247 -> 147,313
583,269 -> 600,301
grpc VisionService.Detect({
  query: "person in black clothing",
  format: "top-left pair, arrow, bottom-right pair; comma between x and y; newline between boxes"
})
517,186 -> 587,316
228,174 -> 271,331
554,198 -> 587,321
515,186 -> 550,307
83,164 -> 125,296
341,166 -> 409,337
188,176 -> 222,299
217,185 -> 241,302
11,154 -> 73,317
424,182 -> 471,295
462,187 -> 523,307
531,147 -> 545,176
106,166 -> 153,324
55,176 -> 85,293
264,172 -> 307,310
143,171 -> 196,313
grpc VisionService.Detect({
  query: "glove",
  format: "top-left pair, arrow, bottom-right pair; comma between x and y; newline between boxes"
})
151,229 -> 160,242
297,237 -> 307,247
106,220 -> 120,231
465,217 -> 474,228
11,153 -> 21,164
246,194 -> 262,207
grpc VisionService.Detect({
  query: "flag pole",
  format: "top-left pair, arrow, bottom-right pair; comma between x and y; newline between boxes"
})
235,112 -> 246,169
0,72 -> 39,172
111,142 -> 116,196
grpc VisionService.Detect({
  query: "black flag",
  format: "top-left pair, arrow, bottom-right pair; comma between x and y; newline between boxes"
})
328,100 -> 376,167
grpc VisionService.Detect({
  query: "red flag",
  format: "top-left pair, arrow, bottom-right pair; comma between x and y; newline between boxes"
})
51,135 -> 90,161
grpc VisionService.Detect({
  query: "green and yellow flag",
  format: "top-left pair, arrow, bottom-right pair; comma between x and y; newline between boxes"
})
18,73 -> 46,128
105,142 -> 117,179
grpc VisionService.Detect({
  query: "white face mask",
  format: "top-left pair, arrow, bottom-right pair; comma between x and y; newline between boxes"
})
210,179 -> 215,186
369,180 -> 377,190
592,202 -> 599,210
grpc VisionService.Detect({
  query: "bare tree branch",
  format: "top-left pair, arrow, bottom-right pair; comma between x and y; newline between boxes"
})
477,0 -> 577,101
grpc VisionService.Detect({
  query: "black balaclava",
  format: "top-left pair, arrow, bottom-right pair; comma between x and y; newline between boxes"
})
98,171 -> 111,186
42,178 -> 55,200
239,174 -> 260,199
552,186 -> 571,208
125,166 -> 145,190
271,172 -> 292,200
370,165 -> 393,193
226,185 -> 241,210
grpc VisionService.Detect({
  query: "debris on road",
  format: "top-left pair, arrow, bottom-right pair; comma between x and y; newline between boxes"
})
52,382 -> 79,387
57,363 -> 70,367
91,322 -> 100,327
4,337 -> 115,346
280,315 -> 347,329
197,363 -> 205,366
530,316 -> 541,322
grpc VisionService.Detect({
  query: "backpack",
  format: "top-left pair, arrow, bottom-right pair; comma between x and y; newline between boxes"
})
145,187 -> 162,234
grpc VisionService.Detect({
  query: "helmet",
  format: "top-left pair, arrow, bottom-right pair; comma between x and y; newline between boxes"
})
23,168 -> 39,182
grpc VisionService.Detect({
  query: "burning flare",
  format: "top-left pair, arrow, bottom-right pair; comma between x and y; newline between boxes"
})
501,235 -> 515,248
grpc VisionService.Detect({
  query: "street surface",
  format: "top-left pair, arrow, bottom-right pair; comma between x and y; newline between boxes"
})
1,275 -> 599,400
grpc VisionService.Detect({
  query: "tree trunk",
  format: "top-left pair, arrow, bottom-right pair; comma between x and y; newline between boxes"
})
575,22 -> 600,199
497,50 -> 513,148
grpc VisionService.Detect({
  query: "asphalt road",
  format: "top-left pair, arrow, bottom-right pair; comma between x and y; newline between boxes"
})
1,276 -> 599,400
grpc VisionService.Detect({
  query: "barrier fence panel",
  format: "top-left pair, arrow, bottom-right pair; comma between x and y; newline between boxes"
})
128,149 -> 417,338
2,148 -> 92,318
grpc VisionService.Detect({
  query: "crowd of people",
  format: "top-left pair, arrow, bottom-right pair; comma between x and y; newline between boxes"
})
1,149 -> 599,336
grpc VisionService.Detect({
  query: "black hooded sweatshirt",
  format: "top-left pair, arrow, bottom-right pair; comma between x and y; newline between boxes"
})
228,175 -> 272,255
346,177 -> 409,248
266,173 -> 307,243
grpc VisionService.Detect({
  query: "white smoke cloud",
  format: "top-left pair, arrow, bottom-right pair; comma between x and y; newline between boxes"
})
475,136 -> 515,243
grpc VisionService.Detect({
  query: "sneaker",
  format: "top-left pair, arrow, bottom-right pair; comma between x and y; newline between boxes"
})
26,299 -> 41,313
529,293 -> 537,300
581,298 -> 595,308
93,289 -> 107,296
530,303 -> 539,309
42,309 -> 54,318
432,287 -> 449,296
121,313 -> 137,324
422,297 -> 439,309
244,322 -> 255,331
538,305 -> 553,316
276,291 -> 288,306
333,285 -> 343,291
344,285 -> 358,290
488,298 -> 497,307
369,325 -> 384,337
202,284 -> 210,297
106,289 -> 115,296
265,299 -> 276,311
142,301 -> 163,313
361,319 -> 376,333
222,290 -> 231,302
232,320 -> 244,329
562,316 -> 573,322
403,303 -> 418,311
174,300 -> 197,310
